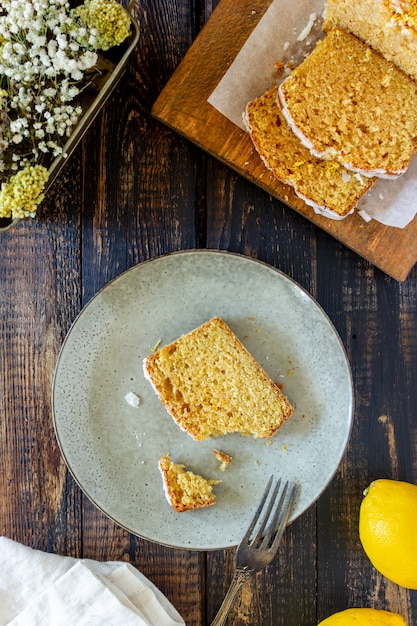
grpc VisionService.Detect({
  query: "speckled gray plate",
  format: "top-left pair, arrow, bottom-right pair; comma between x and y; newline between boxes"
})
52,250 -> 353,550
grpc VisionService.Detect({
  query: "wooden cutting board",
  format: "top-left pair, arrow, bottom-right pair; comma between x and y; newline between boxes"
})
152,0 -> 417,281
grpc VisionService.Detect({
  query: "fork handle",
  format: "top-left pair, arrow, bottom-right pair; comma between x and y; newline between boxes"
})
210,568 -> 253,626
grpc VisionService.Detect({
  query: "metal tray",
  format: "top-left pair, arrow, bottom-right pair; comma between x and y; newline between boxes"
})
0,5 -> 139,232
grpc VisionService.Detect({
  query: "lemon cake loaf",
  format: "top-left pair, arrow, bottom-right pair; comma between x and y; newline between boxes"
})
278,27 -> 417,178
143,316 -> 293,441
245,87 -> 376,219
324,0 -> 417,82
158,455 -> 220,512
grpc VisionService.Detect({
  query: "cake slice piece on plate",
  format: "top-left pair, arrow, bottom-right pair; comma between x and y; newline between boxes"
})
245,86 -> 376,219
278,27 -> 417,178
158,455 -> 220,512
143,316 -> 293,441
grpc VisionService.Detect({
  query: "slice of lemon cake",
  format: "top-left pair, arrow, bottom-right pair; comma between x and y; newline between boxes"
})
324,0 -> 417,82
158,455 -> 220,512
278,27 -> 417,178
143,316 -> 293,441
245,87 -> 375,219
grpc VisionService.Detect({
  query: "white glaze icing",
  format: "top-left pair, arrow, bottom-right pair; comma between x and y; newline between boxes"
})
294,190 -> 354,220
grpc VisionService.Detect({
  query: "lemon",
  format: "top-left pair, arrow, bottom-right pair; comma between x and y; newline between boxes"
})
359,478 -> 417,589
318,608 -> 407,625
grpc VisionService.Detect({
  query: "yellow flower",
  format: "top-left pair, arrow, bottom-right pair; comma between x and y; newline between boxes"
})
73,0 -> 131,51
0,165 -> 49,219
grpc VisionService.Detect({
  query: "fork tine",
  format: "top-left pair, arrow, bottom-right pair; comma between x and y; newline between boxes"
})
258,479 -> 289,550
250,478 -> 282,546
263,481 -> 297,554
239,475 -> 274,544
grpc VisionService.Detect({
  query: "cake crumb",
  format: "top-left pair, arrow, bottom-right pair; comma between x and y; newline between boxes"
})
274,60 -> 285,78
213,449 -> 233,471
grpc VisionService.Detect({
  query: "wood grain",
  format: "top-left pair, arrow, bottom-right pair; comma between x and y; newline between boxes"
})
0,1 -> 416,625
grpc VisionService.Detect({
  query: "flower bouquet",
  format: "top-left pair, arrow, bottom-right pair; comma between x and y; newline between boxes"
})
0,0 -> 139,231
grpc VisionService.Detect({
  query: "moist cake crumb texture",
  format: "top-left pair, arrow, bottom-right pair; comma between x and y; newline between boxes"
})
158,455 -> 220,512
143,316 -> 294,441
245,87 -> 376,218
324,0 -> 417,81
278,27 -> 417,178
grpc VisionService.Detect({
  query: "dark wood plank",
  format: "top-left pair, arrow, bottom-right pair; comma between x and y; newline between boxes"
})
315,255 -> 417,624
203,156 -> 318,625
206,510 -> 317,625
1,1 -> 417,625
0,156 -> 83,556
75,2 -> 206,623
203,146 -> 417,624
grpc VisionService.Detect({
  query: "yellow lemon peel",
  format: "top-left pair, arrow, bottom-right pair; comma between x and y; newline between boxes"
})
359,478 -> 417,589
318,607 -> 407,625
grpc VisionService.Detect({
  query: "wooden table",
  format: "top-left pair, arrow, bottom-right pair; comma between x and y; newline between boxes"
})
1,1 -> 416,624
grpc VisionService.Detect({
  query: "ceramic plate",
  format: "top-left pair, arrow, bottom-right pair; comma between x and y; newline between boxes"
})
52,250 -> 353,550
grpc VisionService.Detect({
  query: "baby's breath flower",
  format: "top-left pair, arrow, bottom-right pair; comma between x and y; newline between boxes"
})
0,0 -> 132,220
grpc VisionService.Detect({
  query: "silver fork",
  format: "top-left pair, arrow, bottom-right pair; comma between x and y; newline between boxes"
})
210,476 -> 297,626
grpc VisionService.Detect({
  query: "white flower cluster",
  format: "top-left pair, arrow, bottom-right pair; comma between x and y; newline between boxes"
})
0,0 -> 132,220
0,0 -> 99,176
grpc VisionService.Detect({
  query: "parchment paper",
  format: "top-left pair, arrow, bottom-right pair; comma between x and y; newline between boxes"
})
207,0 -> 417,228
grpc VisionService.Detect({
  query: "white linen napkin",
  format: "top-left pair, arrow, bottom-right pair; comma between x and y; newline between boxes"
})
0,537 -> 185,626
